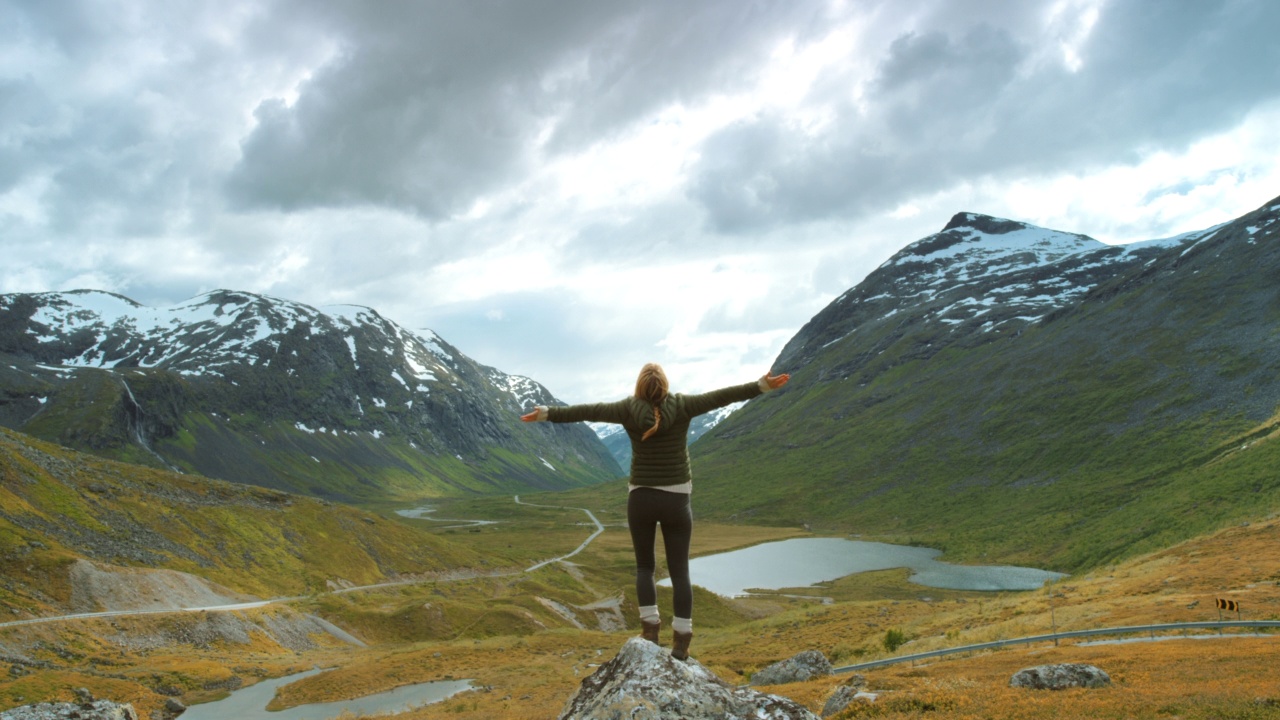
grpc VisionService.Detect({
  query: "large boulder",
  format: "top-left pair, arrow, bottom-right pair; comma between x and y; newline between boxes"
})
559,638 -> 819,720
0,700 -> 139,720
1010,663 -> 1112,690
750,650 -> 834,686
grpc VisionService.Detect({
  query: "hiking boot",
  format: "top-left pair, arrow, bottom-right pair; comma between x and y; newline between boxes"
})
641,620 -> 661,644
672,630 -> 693,661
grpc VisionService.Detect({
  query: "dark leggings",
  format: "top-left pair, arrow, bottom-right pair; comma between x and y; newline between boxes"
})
628,487 -> 693,619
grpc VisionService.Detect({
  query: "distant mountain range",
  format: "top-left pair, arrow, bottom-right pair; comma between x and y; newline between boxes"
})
691,194 -> 1280,570
0,290 -> 620,501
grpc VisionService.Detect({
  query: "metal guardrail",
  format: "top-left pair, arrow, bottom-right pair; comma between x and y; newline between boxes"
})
833,621 -> 1280,673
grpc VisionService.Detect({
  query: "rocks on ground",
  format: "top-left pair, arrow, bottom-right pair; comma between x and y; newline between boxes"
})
750,650 -> 834,686
1010,663 -> 1112,690
559,637 -> 819,720
0,699 -> 138,720
821,674 -> 877,718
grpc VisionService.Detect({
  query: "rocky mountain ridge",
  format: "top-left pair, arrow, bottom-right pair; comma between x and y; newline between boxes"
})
775,211 -> 1218,372
0,290 -> 620,501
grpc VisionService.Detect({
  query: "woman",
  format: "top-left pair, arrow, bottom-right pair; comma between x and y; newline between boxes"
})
521,363 -> 789,660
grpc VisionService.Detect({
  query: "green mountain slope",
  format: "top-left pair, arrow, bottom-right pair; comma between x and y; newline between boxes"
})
0,426 -> 486,616
690,195 -> 1280,571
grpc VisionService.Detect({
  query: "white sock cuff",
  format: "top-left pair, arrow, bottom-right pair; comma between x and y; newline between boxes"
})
639,605 -> 660,623
672,617 -> 693,634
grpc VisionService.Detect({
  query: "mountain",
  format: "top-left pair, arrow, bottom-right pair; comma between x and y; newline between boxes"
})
0,426 -> 486,615
0,290 -> 621,502
690,194 -> 1280,570
589,401 -> 746,469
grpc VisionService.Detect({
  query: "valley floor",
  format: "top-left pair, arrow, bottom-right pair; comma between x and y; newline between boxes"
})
3,495 -> 1278,719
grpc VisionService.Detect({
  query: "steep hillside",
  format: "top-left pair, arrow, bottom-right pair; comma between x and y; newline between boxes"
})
692,194 -> 1280,570
0,290 -> 620,502
0,426 -> 487,616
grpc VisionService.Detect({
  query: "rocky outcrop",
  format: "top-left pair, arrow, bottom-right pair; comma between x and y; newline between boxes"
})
820,674 -> 873,717
0,698 -> 138,720
559,638 -> 819,720
750,650 -> 834,686
821,685 -> 877,717
1010,663 -> 1112,690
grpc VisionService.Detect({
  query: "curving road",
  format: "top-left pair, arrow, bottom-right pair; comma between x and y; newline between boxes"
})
513,495 -> 606,572
832,620 -> 1280,673
0,495 -> 607,630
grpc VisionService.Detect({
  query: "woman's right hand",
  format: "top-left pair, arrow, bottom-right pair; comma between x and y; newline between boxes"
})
521,406 -> 548,422
763,372 -> 790,390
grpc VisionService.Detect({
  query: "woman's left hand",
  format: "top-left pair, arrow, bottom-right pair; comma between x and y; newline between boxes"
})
763,372 -> 790,390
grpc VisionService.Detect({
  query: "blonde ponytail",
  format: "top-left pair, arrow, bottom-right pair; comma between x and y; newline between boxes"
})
642,406 -> 662,442
634,363 -> 669,442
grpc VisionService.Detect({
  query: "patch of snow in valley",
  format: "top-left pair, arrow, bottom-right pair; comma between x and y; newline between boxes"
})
703,401 -> 746,429
589,422 -> 625,440
540,457 -> 556,471
821,328 -> 856,349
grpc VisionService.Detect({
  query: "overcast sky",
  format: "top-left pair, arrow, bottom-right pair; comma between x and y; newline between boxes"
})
3,0 -> 1279,403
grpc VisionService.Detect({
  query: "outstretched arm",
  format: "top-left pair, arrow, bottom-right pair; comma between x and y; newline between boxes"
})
682,371 -> 790,418
520,399 -> 630,424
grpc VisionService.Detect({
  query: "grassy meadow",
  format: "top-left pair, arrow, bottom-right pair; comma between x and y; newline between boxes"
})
3,460 -> 1279,719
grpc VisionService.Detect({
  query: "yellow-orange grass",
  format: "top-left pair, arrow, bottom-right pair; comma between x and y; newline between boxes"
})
275,514 -> 1280,719
768,635 -> 1279,719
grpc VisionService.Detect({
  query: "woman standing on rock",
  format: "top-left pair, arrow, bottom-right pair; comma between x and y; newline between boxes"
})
522,363 -> 789,660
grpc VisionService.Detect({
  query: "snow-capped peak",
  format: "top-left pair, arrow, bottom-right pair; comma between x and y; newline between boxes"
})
9,289 -> 459,384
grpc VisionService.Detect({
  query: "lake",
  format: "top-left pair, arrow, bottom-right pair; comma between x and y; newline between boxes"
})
661,537 -> 1065,597
178,668 -> 473,720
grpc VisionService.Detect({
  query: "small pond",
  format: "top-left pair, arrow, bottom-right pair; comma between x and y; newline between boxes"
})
661,537 -> 1065,597
178,668 -> 473,720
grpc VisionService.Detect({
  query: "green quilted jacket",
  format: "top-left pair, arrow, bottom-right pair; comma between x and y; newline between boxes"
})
546,381 -> 762,487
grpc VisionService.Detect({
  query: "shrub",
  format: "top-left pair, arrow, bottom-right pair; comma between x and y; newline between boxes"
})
883,628 -> 907,653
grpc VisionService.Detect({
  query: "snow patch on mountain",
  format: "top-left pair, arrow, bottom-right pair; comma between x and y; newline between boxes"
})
494,373 -> 548,410
12,291 -> 472,390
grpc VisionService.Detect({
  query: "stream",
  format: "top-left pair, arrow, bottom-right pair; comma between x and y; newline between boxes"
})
178,669 -> 473,720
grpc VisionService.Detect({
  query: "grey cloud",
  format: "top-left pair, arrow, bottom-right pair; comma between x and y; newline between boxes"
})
689,0 -> 1280,232
224,0 -> 827,218
1,1 -> 296,239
